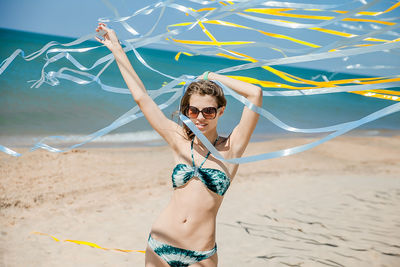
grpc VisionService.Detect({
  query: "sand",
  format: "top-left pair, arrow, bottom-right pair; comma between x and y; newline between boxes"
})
1,135 -> 400,266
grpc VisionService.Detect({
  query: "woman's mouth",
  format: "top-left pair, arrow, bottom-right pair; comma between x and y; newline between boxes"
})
196,123 -> 207,130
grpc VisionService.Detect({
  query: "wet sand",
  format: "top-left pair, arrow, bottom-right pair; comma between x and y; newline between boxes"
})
1,135 -> 400,266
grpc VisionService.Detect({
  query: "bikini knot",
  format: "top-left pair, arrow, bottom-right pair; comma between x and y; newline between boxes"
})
193,166 -> 200,178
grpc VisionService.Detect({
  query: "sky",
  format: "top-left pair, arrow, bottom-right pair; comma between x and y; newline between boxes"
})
0,0 -> 399,75
1,0 -> 397,40
0,0 -> 157,39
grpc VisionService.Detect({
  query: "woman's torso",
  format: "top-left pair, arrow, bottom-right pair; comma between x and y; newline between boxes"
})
150,136 -> 239,250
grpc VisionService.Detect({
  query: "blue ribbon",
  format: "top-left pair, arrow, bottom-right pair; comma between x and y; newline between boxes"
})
1,0 -> 399,159
179,101 -> 400,164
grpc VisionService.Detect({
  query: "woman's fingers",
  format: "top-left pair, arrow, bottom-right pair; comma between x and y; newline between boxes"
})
94,36 -> 104,43
95,25 -> 108,37
196,72 -> 207,80
95,23 -> 112,41
98,23 -> 111,31
95,23 -> 121,50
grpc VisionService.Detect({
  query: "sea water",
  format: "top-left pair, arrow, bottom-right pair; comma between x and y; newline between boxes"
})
0,28 -> 399,148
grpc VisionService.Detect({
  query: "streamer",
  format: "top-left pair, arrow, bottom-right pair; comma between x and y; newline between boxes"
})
32,232 -> 145,253
0,0 -> 399,158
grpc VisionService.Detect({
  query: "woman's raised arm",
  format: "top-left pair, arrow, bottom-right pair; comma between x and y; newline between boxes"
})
95,23 -> 180,147
206,72 -> 262,157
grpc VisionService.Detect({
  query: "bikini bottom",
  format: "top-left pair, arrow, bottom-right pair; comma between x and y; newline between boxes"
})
147,234 -> 217,267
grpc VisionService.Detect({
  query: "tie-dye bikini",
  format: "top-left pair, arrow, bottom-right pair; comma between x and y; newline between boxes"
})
148,235 -> 217,267
172,137 -> 231,196
148,137 -> 230,266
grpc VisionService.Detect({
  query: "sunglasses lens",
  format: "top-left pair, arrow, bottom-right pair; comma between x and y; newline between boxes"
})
187,106 -> 199,118
202,107 -> 217,119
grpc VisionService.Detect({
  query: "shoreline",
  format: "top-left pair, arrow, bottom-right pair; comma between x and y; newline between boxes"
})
1,128 -> 399,151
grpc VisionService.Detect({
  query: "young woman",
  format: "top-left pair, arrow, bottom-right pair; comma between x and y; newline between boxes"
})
96,23 -> 262,267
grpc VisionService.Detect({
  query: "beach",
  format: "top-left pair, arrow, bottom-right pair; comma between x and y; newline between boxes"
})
1,134 -> 399,267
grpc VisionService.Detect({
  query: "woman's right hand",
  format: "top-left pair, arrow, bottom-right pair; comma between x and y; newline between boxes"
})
95,23 -> 122,52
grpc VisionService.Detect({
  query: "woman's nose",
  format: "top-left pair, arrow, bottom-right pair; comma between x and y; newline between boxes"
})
197,112 -> 205,120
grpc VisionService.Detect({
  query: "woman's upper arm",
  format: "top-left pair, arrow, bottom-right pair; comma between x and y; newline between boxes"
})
229,87 -> 263,156
136,94 -> 182,148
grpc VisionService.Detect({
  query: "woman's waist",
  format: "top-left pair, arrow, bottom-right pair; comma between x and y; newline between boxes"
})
150,206 -> 217,250
153,205 -> 217,231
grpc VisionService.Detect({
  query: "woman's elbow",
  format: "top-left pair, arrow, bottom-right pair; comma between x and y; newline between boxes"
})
254,86 -> 262,97
131,90 -> 148,104
252,86 -> 263,106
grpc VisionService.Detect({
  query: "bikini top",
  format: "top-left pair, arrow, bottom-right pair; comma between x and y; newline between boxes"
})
171,137 -> 231,196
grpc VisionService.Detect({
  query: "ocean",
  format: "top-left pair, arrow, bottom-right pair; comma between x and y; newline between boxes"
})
0,28 -> 399,148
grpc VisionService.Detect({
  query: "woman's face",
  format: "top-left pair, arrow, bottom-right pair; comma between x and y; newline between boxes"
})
188,93 -> 225,134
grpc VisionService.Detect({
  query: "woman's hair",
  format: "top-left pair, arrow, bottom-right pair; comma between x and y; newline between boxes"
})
179,80 -> 227,140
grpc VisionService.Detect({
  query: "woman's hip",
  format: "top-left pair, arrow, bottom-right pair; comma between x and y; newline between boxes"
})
146,234 -> 217,267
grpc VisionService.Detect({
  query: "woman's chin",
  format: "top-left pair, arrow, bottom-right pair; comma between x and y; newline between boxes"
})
197,128 -> 207,133
197,127 -> 216,136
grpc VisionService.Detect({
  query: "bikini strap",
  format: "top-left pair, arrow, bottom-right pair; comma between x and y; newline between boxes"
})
191,137 -> 219,168
190,139 -> 196,167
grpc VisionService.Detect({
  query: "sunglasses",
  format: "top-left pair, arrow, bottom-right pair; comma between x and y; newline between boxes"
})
187,106 -> 219,120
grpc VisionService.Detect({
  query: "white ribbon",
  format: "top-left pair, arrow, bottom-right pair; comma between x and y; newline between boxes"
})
0,0 -> 399,158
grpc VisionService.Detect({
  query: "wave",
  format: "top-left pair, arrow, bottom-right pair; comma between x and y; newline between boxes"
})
0,131 -> 163,147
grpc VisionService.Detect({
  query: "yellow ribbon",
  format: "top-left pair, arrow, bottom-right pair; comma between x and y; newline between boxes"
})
32,232 -> 146,254
180,2 -> 398,51
175,44 -> 400,102
167,2 -> 400,104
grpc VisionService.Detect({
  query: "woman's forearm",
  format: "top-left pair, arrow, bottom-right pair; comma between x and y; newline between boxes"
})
208,72 -> 262,102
